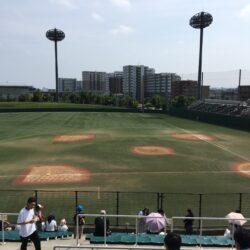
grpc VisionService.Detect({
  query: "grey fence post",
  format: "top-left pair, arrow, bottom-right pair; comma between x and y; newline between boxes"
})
116,192 -> 119,226
199,194 -> 202,229
239,193 -> 242,212
75,191 -> 78,210
157,193 -> 160,210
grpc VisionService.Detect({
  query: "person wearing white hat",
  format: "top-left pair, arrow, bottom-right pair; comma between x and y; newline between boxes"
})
94,210 -> 111,236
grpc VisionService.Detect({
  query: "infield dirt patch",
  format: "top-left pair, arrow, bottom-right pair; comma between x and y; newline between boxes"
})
129,146 -> 174,156
171,133 -> 216,141
230,162 -> 250,178
12,164 -> 90,185
53,134 -> 95,142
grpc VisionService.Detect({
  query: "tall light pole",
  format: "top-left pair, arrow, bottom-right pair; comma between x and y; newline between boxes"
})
190,12 -> 213,100
46,28 -> 65,102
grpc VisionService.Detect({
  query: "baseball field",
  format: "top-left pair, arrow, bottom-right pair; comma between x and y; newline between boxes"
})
0,107 -> 249,193
0,105 -> 249,224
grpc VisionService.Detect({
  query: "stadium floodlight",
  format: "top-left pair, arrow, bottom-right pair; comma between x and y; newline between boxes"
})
190,12 -> 213,100
46,28 -> 65,102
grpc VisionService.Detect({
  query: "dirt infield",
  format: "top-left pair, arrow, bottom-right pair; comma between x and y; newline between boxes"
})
12,164 -> 90,185
129,146 -> 174,156
53,134 -> 95,142
230,162 -> 250,178
171,133 -> 216,141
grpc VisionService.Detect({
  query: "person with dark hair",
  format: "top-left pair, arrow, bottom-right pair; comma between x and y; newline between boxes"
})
164,232 -> 182,250
17,197 -> 41,250
183,209 -> 194,234
138,207 -> 149,233
45,214 -> 57,231
234,228 -> 250,250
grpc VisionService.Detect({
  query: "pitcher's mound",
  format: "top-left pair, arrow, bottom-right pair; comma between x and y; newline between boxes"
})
53,134 -> 95,142
231,162 -> 250,178
129,146 -> 174,156
13,164 -> 90,185
171,133 -> 216,141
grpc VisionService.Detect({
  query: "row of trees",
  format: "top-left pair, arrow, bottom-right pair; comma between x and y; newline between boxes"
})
0,90 -> 196,109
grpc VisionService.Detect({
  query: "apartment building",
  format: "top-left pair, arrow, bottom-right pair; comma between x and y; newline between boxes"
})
107,71 -> 123,94
0,85 -> 35,99
58,78 -> 78,92
123,65 -> 155,101
82,71 -> 107,94
145,73 -> 181,99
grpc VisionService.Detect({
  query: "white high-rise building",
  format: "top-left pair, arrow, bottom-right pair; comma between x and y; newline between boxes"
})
145,73 -> 181,100
123,65 -> 155,101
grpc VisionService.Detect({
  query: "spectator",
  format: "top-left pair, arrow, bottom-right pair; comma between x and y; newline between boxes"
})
234,228 -> 250,250
58,218 -> 68,232
138,208 -> 149,233
35,204 -> 44,232
17,196 -> 41,250
164,232 -> 182,250
183,209 -> 194,234
45,214 -> 57,231
73,204 -> 85,239
94,210 -> 111,236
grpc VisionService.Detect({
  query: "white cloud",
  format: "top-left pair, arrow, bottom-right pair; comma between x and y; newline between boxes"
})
110,25 -> 133,35
109,0 -> 131,9
240,4 -> 250,19
177,40 -> 184,45
91,12 -> 104,22
50,0 -> 77,9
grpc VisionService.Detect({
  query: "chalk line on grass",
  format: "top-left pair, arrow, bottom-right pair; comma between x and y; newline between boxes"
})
166,122 -> 249,161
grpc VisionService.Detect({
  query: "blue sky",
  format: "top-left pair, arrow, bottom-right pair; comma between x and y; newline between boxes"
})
0,0 -> 250,89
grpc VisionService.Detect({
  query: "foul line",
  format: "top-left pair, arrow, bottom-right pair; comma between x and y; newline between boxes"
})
166,122 -> 249,161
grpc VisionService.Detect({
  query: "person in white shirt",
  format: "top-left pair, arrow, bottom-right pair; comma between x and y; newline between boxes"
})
17,197 -> 41,250
45,214 -> 57,231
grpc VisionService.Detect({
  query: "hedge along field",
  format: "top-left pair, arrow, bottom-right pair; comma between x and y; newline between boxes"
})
0,111 -> 249,193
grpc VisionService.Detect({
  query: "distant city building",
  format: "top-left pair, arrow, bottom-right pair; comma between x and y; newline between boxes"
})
58,78 -> 77,92
82,71 -> 107,94
76,80 -> 83,91
107,71 -> 123,94
171,80 -> 198,98
171,80 -> 210,99
238,85 -> 250,101
209,88 -> 238,100
0,85 -> 35,99
145,73 -> 181,99
123,65 -> 155,101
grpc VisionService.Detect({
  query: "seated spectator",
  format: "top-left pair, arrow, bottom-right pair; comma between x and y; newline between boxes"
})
234,228 -> 250,250
164,232 -> 182,250
94,210 -> 111,236
45,214 -> 57,231
138,207 -> 149,233
0,220 -> 15,231
58,218 -> 68,232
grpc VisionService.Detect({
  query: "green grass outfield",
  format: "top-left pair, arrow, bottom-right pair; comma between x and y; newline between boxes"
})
0,110 -> 249,193
0,107 -> 250,225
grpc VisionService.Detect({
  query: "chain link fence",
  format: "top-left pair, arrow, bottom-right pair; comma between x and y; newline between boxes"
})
1,190 -> 249,228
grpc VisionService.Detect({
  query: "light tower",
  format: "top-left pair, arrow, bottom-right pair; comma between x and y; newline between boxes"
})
190,12 -> 213,100
46,28 -> 65,102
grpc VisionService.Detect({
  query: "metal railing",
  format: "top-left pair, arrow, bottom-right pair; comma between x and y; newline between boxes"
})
76,214 -> 166,246
53,246 -> 165,250
0,212 -> 18,244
